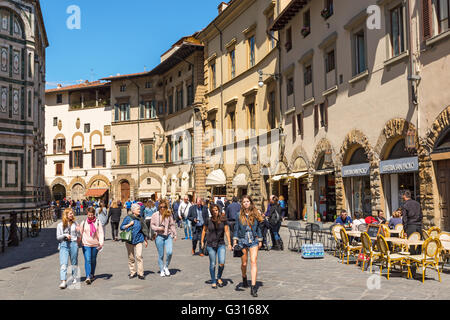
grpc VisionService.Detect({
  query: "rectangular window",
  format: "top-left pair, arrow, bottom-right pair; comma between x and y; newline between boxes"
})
55,163 -> 63,176
325,50 -> 335,73
84,123 -> 90,133
269,91 -> 276,129
324,0 -> 334,18
119,145 -> 128,165
73,150 -> 83,168
145,81 -> 152,89
354,30 -> 366,75
304,64 -> 312,86
248,103 -> 256,131
56,94 -> 62,104
168,95 -> 174,114
120,104 -> 130,121
287,77 -> 294,96
95,148 -> 105,167
229,49 -> 236,79
187,84 -> 194,105
249,36 -> 256,67
303,9 -> 311,36
210,63 -> 216,90
120,84 -> 126,92
229,110 -> 236,142
53,117 -> 57,126
56,138 -> 65,154
436,0 -> 449,33
286,27 -> 292,51
143,144 -> 153,164
142,101 -> 156,119
390,5 -> 405,56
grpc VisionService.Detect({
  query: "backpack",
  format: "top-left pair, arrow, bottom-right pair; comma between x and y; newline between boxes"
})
269,207 -> 281,225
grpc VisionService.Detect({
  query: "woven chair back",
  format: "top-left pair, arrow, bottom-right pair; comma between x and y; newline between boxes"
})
408,232 -> 421,242
361,232 -> 371,254
377,235 -> 389,255
358,224 -> 368,232
394,224 -> 403,233
424,238 -> 441,259
340,228 -> 349,246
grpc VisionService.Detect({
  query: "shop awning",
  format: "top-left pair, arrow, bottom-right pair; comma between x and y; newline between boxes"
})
290,172 -> 308,179
138,192 -> 154,198
342,163 -> 370,177
206,169 -> 226,186
271,174 -> 289,182
232,173 -> 248,187
314,169 -> 335,176
85,189 -> 108,198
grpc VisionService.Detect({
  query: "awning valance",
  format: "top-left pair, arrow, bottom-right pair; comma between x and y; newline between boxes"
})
85,189 -> 108,198
290,172 -> 308,179
206,169 -> 227,186
314,169 -> 335,176
232,173 -> 248,187
138,192 -> 154,198
271,174 -> 289,182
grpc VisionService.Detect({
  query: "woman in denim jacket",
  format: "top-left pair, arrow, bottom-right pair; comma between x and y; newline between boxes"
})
233,195 -> 264,297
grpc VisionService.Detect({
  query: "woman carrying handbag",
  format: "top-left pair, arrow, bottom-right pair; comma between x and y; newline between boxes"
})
120,203 -> 149,280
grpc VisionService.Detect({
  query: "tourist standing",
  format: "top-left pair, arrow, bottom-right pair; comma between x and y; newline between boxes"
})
151,200 -> 177,277
233,196 -> 264,297
120,203 -> 149,280
188,197 -> 209,256
172,196 -> 181,228
96,202 -> 108,241
201,204 -> 232,289
225,197 -> 241,235
268,195 -> 283,250
79,207 -> 104,284
178,195 -> 192,240
388,209 -> 403,229
107,200 -> 122,241
278,195 -> 287,220
56,208 -> 80,289
126,199 -> 132,214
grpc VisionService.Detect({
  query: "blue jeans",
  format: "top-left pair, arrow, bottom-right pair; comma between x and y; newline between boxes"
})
155,235 -> 173,272
206,245 -> 226,285
82,246 -> 98,279
76,207 -> 80,215
59,241 -> 79,281
183,218 -> 192,239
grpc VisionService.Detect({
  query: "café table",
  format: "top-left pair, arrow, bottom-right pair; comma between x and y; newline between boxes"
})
346,230 -> 361,238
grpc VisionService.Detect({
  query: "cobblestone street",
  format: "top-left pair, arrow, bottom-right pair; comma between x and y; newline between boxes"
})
1,213 -> 450,300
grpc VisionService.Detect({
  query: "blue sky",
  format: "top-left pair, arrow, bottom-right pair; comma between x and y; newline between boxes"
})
41,0 -> 220,89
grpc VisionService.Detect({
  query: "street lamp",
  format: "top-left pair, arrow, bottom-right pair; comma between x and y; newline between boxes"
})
405,128 -> 416,153
258,70 -> 280,88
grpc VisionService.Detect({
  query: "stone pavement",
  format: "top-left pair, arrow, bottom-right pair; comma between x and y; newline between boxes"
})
1,213 -> 450,300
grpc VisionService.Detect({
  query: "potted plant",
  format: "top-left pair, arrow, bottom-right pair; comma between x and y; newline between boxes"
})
301,26 -> 310,37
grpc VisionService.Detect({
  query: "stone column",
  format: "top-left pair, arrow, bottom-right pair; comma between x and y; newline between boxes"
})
418,151 -> 435,227
370,158 -> 382,212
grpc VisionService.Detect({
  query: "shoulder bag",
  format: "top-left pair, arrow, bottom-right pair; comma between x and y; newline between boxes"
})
120,216 -> 133,243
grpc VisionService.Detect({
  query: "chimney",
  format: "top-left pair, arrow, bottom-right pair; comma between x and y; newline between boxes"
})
218,2 -> 228,14
57,84 -> 62,88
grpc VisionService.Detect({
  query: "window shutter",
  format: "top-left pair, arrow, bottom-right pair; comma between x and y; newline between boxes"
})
126,104 -> 130,120
324,99 -> 329,129
422,0 -> 433,40
69,151 -> 73,169
62,139 -> 66,153
91,149 -> 95,168
292,114 -> 296,142
140,101 -> 145,119
314,104 -> 319,131
102,149 -> 106,167
114,104 -> 119,121
53,139 -> 56,154
80,151 -> 84,168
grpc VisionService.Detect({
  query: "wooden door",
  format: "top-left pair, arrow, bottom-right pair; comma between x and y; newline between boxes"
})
437,160 -> 450,231
121,181 -> 130,204
71,184 -> 85,201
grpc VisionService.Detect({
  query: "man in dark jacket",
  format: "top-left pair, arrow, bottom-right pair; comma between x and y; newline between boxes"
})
268,196 -> 283,250
402,190 -> 423,254
225,197 -> 241,235
187,197 -> 209,256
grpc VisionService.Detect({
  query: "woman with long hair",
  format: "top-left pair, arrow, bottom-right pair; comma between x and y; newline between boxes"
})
79,207 -> 104,284
201,204 -> 232,289
107,200 -> 122,241
151,199 -> 177,277
56,208 -> 80,289
233,195 -> 264,297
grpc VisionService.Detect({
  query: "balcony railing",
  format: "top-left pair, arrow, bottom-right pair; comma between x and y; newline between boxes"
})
69,99 -> 110,110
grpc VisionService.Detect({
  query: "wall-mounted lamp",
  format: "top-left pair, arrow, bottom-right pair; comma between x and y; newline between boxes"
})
258,70 -> 280,88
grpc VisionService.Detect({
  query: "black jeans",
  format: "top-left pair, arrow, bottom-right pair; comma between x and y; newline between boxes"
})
111,221 -> 120,240
192,226 -> 204,252
406,224 -> 423,255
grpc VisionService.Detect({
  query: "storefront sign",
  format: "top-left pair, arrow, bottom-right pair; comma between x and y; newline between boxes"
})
380,157 -> 418,174
342,163 -> 370,177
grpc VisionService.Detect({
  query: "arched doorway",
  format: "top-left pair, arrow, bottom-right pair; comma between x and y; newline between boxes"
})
71,183 -> 85,201
120,181 -> 130,204
433,128 -> 450,231
52,184 -> 66,201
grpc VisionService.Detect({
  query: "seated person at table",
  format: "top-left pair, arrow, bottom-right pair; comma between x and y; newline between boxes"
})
335,210 -> 352,227
365,212 -> 379,225
377,210 -> 387,224
388,209 -> 403,229
352,212 -> 366,230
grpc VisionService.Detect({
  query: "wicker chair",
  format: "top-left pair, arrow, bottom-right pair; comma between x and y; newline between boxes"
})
357,224 -> 368,232
332,224 -> 344,259
400,232 -> 421,255
377,235 -> 412,280
422,229 -> 429,240
428,227 -> 441,239
439,232 -> 450,265
361,232 -> 382,273
340,228 -> 362,265
394,224 -> 403,234
408,237 -> 442,283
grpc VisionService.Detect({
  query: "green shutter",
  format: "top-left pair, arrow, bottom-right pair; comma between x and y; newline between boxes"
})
120,146 -> 127,165
144,144 -> 153,164
114,104 -> 119,121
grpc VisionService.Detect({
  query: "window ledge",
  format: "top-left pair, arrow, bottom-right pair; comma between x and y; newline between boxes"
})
384,50 -> 409,68
302,97 -> 315,107
348,70 -> 369,84
322,85 -> 338,97
426,30 -> 450,47
285,107 -> 296,116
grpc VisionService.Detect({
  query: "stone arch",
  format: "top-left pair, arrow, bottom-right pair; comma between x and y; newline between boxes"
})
423,105 -> 450,153
311,138 -> 336,170
68,177 -> 87,191
50,177 -> 68,190
338,129 -> 377,166
54,133 -> 66,141
374,118 -> 416,160
0,5 -> 33,41
289,145 -> 310,171
72,132 -> 84,148
89,130 -> 103,150
139,171 -> 162,185
87,174 -> 111,189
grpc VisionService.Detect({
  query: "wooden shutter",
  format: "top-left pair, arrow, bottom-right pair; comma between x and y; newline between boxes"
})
324,99 -> 329,129
69,151 -> 73,169
53,139 -> 56,154
126,104 -> 130,120
292,114 -> 296,142
80,151 -> 83,168
114,104 -> 119,121
91,149 -> 95,168
62,139 -> 66,154
102,149 -> 106,167
422,0 -> 433,40
314,104 -> 319,131
140,101 -> 145,119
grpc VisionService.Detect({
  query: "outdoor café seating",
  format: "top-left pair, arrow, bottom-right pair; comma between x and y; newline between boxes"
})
377,235 -> 412,280
407,237 -> 442,283
340,228 -> 362,265
360,232 -> 382,273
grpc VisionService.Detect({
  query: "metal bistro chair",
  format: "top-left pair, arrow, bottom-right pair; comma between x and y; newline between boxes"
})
305,223 -> 321,245
428,227 -> 441,239
377,234 -> 412,280
361,232 -> 382,273
408,237 -> 442,283
287,221 -> 304,251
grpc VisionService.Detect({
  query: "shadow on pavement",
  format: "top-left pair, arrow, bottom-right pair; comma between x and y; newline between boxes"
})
234,280 -> 264,291
169,268 -> 181,275
0,227 -> 59,270
144,270 -> 155,276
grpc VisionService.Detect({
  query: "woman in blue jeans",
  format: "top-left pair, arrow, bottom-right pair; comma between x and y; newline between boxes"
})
151,199 -> 177,277
201,204 -> 232,289
56,208 -> 80,289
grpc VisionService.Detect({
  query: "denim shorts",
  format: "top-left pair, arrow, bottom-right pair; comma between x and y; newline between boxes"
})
238,238 -> 259,249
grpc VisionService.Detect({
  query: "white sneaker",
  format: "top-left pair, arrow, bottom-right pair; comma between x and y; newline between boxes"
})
160,271 -> 166,277
164,267 -> 170,276
59,281 -> 67,289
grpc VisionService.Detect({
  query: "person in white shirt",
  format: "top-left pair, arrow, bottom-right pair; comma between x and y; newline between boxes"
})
178,195 -> 192,240
352,212 -> 367,231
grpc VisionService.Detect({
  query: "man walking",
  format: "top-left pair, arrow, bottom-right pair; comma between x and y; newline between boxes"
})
402,190 -> 423,254
178,195 -> 192,240
126,199 -> 132,214
268,195 -> 284,250
187,197 -> 209,256
172,196 -> 181,228
225,196 -> 240,235
76,200 -> 81,216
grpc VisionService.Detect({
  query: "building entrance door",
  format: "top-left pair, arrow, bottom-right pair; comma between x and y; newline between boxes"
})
121,181 -> 130,204
437,160 -> 450,231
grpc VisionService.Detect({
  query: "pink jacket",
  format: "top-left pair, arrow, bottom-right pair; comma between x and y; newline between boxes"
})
150,211 -> 177,238
79,219 -> 104,247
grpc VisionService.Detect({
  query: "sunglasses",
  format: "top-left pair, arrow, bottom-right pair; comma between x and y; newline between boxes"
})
160,206 -> 167,209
